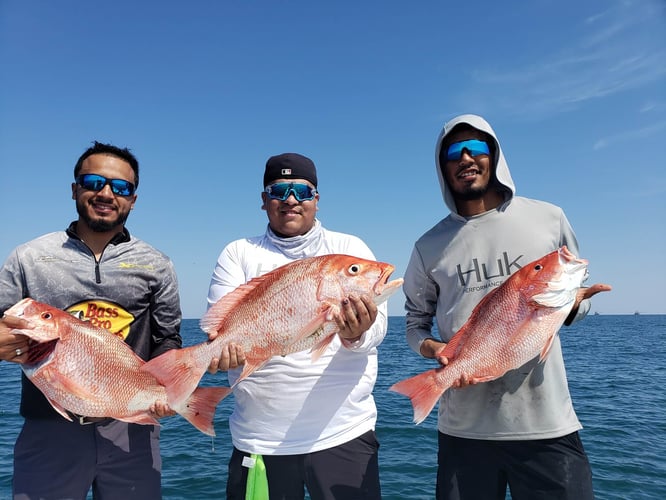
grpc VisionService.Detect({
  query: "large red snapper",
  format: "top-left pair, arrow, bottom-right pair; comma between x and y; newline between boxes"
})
390,246 -> 589,424
4,298 -> 229,436
144,254 -> 403,404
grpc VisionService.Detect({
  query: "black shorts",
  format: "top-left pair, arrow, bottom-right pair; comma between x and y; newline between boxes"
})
13,418 -> 161,499
436,431 -> 594,500
227,429 -> 381,500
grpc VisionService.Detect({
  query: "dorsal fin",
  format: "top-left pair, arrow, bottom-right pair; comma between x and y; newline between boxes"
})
200,274 -> 277,333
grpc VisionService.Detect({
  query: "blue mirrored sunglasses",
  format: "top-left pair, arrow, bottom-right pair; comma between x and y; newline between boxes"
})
76,174 -> 136,196
265,182 -> 317,202
446,139 -> 490,161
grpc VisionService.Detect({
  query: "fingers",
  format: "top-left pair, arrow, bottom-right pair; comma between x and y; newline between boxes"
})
0,332 -> 31,363
451,373 -> 477,389
421,338 -> 447,360
208,344 -> 246,373
338,295 -> 377,340
2,315 -> 30,329
207,357 -> 221,374
436,355 -> 450,367
582,283 -> 612,300
150,400 -> 176,418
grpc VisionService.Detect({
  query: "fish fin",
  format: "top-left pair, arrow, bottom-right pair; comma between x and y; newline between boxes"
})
310,333 -> 336,362
389,369 -> 446,425
200,274 -> 275,333
118,414 -> 161,426
317,301 -> 338,322
538,333 -> 559,362
234,358 -> 269,386
308,322 -> 338,361
142,348 -> 207,407
175,386 -> 232,437
47,399 -> 74,421
467,374 -> 497,384
438,326 -> 467,361
50,374 -> 97,402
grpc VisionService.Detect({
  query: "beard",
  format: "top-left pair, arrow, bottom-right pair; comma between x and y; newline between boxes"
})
76,199 -> 130,233
449,173 -> 501,202
452,183 -> 490,201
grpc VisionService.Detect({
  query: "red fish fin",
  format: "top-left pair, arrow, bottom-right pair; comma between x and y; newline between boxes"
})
307,322 -> 338,361
52,375 -> 97,402
142,348 -> 207,407
539,333 -> 559,362
176,386 -> 232,437
389,369 -> 445,425
200,274 -> 274,333
234,358 -> 269,386
468,374 -> 497,384
289,311 -> 334,353
310,334 -> 336,361
438,331 -> 465,361
46,398 -> 74,421
119,414 -> 161,426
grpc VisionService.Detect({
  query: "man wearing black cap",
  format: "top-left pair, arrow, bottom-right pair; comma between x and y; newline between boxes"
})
206,152 -> 385,499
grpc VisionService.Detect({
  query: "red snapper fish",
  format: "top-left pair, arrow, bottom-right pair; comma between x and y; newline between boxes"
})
5,298 -> 229,436
390,246 -> 589,424
143,254 -> 403,404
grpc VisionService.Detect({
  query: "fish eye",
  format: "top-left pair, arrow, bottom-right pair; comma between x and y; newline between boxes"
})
41,312 -> 53,320
534,264 -> 543,271
348,264 -> 361,275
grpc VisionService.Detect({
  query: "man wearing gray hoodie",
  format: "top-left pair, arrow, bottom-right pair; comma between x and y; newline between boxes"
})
403,114 -> 610,499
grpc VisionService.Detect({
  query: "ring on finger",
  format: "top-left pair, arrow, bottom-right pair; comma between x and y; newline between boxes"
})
15,348 -> 22,357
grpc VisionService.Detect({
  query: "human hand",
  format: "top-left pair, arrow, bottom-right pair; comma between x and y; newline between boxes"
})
577,283 -> 612,303
336,294 -> 377,345
207,343 -> 246,374
150,400 -> 176,418
420,338 -> 447,362
422,338 -> 474,388
565,283 -> 613,325
0,315 -> 31,363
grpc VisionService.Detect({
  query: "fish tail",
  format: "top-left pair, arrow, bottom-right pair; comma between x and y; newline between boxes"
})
177,386 -> 232,436
142,347 -> 208,407
389,369 -> 447,425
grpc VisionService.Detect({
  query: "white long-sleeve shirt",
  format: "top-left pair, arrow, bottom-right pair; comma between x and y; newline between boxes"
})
207,223 -> 388,455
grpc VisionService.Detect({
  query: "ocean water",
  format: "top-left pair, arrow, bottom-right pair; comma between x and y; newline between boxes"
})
1,315 -> 664,499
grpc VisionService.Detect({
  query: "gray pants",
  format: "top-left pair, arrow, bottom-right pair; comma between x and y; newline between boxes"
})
13,418 -> 161,500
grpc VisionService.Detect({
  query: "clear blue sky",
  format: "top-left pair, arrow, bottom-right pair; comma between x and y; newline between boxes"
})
1,0 -> 664,318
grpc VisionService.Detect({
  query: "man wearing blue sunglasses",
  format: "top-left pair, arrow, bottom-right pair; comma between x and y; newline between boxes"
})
402,114 -> 610,500
206,152 -> 386,500
0,141 -> 182,499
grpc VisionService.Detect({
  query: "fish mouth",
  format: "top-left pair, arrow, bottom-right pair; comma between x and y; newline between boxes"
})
373,265 -> 404,304
559,246 -> 588,276
4,298 -> 32,318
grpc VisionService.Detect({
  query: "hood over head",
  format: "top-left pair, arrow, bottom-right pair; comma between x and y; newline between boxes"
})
435,114 -> 515,216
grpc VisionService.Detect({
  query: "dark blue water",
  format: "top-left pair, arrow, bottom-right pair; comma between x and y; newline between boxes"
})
1,315 -> 664,499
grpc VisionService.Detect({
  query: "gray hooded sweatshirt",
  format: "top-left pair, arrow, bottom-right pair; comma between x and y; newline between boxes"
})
403,114 -> 589,440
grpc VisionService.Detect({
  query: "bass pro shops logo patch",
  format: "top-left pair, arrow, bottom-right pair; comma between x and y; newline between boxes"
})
67,300 -> 135,340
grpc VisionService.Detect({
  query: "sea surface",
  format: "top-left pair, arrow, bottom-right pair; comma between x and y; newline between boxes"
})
1,315 -> 664,499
